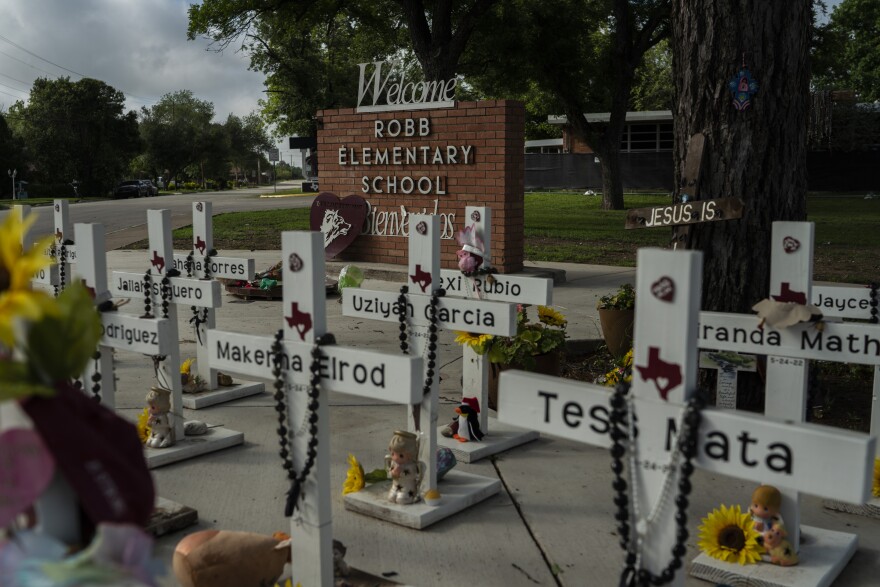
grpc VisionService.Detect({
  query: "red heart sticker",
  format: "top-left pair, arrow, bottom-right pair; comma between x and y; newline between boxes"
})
782,236 -> 800,254
309,192 -> 368,258
0,428 -> 55,528
651,276 -> 675,302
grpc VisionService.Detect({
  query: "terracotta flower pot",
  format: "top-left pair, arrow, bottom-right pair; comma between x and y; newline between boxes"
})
488,350 -> 562,411
598,308 -> 635,359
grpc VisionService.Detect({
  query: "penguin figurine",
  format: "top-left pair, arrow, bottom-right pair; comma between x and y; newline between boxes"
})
453,397 -> 484,443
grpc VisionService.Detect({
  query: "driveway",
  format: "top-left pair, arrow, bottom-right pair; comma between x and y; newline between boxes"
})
1,181 -> 317,250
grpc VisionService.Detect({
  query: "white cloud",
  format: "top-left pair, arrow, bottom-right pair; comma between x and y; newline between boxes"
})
0,0 -> 266,121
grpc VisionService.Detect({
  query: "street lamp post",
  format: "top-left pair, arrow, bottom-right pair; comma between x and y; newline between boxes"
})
8,169 -> 17,201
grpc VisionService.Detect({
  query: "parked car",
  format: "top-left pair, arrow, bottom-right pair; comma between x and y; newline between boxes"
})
113,180 -> 146,199
140,179 -> 159,197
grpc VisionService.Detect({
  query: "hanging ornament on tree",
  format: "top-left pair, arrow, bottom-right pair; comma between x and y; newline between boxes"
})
728,54 -> 759,111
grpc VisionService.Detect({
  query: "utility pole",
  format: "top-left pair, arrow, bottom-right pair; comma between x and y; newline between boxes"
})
8,169 -> 16,201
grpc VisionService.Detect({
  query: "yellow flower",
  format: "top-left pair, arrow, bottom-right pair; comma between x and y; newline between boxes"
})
621,349 -> 633,368
873,458 -> 880,498
698,504 -> 764,565
181,357 -> 195,375
538,305 -> 567,327
454,331 -> 493,351
342,453 -> 365,495
137,407 -> 152,444
0,213 -> 56,346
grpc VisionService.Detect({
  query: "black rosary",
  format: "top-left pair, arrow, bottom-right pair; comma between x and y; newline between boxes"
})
52,240 -> 73,297
185,248 -> 216,344
272,328 -> 335,517
869,282 -> 878,324
397,285 -> 444,398
609,382 -> 705,587
141,268 -> 177,319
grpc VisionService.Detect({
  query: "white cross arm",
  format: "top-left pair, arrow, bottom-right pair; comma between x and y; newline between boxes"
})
42,243 -> 77,263
100,313 -> 174,355
342,288 -> 517,336
440,269 -> 553,305
207,330 -> 424,404
171,253 -> 256,281
109,271 -> 221,309
699,311 -> 880,365
32,264 -> 59,285
812,284 -> 875,320
499,370 -> 876,504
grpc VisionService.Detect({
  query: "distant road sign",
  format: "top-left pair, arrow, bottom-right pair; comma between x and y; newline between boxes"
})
268,148 -> 280,162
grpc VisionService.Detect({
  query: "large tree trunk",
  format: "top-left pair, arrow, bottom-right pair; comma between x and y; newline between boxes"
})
672,0 -> 811,314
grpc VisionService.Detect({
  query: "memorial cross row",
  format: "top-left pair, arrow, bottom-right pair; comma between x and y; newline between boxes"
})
207,231 -> 424,587
498,247 -> 875,587
136,201 -> 261,409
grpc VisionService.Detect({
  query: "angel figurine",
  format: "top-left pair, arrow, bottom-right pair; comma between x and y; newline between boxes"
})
385,430 -> 425,505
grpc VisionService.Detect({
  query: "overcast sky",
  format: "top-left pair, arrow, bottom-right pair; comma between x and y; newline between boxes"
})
0,0 -> 266,119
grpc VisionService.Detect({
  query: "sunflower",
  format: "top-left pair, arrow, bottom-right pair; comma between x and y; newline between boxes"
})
342,453 -> 365,495
873,458 -> 880,498
698,504 -> 764,565
0,212 -> 57,346
453,331 -> 493,353
136,407 -> 152,444
180,357 -> 195,375
538,305 -> 567,327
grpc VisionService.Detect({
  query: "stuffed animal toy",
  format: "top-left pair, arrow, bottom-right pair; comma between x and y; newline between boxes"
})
456,224 -> 485,275
172,530 -> 291,587
762,525 -> 798,567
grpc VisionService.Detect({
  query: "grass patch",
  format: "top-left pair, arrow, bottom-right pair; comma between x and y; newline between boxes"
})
129,191 -> 878,284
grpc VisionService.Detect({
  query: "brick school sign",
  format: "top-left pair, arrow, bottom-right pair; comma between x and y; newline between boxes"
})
317,95 -> 525,272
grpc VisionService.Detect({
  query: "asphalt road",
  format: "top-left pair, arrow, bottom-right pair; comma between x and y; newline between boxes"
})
0,181 -> 316,250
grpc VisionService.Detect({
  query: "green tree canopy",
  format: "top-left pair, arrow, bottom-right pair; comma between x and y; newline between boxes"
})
812,0 -> 880,101
8,77 -> 140,196
465,0 -> 671,209
0,114 -> 26,198
226,112 -> 272,181
139,90 -> 215,187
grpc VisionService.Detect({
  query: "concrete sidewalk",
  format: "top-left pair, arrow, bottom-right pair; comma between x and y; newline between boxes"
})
100,250 -> 878,586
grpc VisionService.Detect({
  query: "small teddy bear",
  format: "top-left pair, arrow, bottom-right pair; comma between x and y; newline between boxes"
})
762,525 -> 798,567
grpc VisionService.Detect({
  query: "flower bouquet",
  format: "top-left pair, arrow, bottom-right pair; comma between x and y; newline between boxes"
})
0,213 -> 160,585
455,305 -> 568,409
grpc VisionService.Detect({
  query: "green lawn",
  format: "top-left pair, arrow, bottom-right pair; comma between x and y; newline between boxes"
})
134,191 -> 880,283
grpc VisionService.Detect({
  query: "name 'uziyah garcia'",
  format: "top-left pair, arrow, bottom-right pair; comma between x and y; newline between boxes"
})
350,294 -> 496,327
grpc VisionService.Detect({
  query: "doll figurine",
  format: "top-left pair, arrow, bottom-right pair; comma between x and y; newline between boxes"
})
385,430 -> 424,505
749,484 -> 783,533
145,386 -> 175,448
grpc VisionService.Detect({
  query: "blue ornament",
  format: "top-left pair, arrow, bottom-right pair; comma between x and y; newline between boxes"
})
436,447 -> 457,480
729,66 -> 759,111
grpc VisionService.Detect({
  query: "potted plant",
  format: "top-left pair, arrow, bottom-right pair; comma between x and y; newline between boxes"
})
596,283 -> 635,359
455,305 -> 568,409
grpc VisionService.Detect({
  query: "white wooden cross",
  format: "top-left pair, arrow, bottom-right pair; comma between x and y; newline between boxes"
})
498,247 -> 875,586
71,222 -> 118,409
14,205 -> 57,291
28,200 -> 75,293
698,351 -> 756,410
813,282 -> 880,518
108,209 -> 243,468
168,201 -> 263,409
437,205 -> 552,462
207,231 -> 424,587
341,214 -> 515,528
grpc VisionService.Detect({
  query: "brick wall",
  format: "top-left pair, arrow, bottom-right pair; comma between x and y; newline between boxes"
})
316,100 -> 525,273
